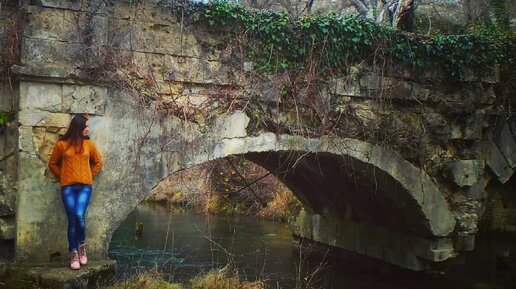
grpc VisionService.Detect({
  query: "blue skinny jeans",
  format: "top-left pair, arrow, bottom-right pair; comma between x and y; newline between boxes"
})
61,184 -> 92,252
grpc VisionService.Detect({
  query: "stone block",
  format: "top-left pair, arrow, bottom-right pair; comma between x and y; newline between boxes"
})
36,0 -> 82,10
466,178 -> 488,200
0,217 -> 15,240
424,113 -> 450,141
463,115 -> 483,140
174,94 -> 210,110
155,81 -> 184,95
21,37 -> 82,69
486,140 -> 514,183
165,57 -> 235,85
112,3 -> 177,24
494,121 -> 516,168
112,4 -> 136,20
109,20 -> 201,57
62,84 -> 107,115
294,209 -> 313,238
62,11 -> 108,46
19,110 -> 51,127
19,112 -> 71,130
307,213 -> 319,240
19,126 -> 36,152
37,113 -> 71,128
447,160 -> 483,187
358,74 -> 419,101
2,260 -> 116,289
19,82 -> 61,112
311,214 -> 327,243
10,64 -> 79,79
164,55 -> 204,83
24,6 -> 66,41
202,60 -> 234,85
450,113 -> 484,140
117,51 -> 167,80
33,127 -> 66,164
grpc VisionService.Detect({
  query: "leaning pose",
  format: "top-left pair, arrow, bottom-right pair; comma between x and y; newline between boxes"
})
48,114 -> 103,270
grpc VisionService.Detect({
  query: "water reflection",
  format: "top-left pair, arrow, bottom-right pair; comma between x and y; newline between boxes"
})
109,203 -> 515,289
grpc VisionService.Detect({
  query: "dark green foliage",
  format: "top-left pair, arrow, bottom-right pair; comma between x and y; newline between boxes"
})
0,110 -> 13,126
195,1 -> 514,80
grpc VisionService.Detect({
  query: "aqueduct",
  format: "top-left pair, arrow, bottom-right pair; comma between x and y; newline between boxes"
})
0,1 -> 514,271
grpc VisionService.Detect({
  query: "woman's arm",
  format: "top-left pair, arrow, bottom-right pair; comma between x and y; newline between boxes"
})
48,141 -> 62,177
89,141 -> 103,177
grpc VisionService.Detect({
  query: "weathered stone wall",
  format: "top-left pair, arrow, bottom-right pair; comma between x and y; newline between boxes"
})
3,0 -> 514,269
0,4 -> 18,261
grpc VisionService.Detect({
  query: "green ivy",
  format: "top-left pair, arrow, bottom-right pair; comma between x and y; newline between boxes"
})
194,1 -> 514,80
0,111 -> 7,126
156,1 -> 515,81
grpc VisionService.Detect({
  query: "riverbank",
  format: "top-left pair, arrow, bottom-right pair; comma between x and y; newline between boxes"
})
146,157 -> 301,222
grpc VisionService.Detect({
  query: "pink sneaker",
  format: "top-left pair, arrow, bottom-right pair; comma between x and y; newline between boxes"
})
70,251 -> 80,270
78,244 -> 88,266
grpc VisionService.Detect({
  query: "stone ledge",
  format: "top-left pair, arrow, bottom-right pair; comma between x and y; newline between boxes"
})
0,260 -> 116,289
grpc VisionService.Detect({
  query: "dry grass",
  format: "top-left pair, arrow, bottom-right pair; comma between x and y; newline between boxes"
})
190,267 -> 264,289
104,274 -> 183,289
258,190 -> 302,222
105,267 -> 264,289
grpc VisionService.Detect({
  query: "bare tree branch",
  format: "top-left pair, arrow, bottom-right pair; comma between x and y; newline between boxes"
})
349,0 -> 370,15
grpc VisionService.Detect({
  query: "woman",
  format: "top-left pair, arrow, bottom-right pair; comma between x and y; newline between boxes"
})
48,114 -> 103,270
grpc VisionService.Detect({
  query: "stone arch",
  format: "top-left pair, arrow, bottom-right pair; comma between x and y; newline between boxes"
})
95,132 -> 456,260
183,134 -> 456,237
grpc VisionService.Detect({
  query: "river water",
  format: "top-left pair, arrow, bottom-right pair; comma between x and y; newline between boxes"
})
109,202 -> 515,289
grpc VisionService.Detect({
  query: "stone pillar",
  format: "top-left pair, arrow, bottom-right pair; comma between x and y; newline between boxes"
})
15,81 -> 106,261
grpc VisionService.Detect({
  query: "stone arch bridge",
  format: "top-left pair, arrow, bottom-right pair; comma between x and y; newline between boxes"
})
0,1 -> 514,270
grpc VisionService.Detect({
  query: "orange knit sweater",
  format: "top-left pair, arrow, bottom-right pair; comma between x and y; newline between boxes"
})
48,139 -> 103,187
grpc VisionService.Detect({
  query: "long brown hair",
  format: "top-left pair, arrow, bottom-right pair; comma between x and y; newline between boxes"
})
60,115 -> 89,153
